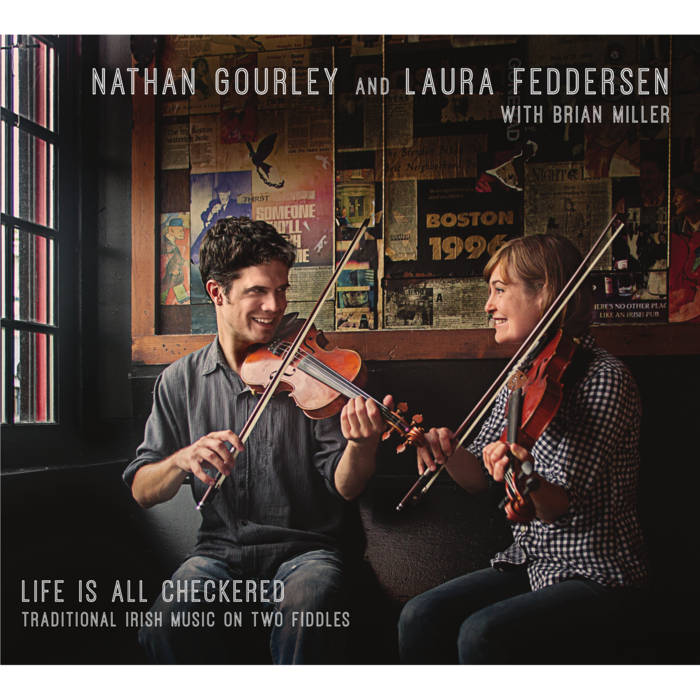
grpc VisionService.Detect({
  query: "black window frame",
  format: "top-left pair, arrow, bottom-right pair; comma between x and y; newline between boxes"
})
1,34 -> 82,468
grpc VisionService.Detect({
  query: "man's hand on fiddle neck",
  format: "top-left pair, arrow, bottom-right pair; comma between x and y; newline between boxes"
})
334,395 -> 393,500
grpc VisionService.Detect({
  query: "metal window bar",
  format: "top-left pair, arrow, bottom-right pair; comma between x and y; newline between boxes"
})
1,34 -> 59,425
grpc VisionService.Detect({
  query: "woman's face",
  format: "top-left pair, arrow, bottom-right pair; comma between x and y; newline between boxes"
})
485,262 -> 546,345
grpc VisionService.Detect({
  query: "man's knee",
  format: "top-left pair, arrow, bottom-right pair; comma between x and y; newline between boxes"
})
137,604 -> 182,663
278,552 -> 346,612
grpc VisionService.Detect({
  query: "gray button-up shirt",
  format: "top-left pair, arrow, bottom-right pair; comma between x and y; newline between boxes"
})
124,339 -> 361,579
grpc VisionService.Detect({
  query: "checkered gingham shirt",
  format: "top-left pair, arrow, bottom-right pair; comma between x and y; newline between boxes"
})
467,334 -> 648,591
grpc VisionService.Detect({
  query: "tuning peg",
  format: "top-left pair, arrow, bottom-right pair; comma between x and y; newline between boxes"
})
397,402 -> 408,413
411,414 -> 423,424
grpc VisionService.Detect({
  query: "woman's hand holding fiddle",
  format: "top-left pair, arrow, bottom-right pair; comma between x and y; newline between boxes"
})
482,441 -> 570,522
482,440 -> 533,482
174,430 -> 244,486
416,427 -> 456,475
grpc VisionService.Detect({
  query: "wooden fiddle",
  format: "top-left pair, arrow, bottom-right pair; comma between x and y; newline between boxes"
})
498,329 -> 578,521
241,324 -> 365,419
240,321 -> 425,447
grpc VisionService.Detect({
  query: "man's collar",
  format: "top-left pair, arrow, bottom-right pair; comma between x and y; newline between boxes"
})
201,338 -> 223,376
202,339 -> 251,394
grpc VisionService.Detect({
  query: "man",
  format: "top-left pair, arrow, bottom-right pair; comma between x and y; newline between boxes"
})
124,216 -> 390,664
669,173 -> 700,323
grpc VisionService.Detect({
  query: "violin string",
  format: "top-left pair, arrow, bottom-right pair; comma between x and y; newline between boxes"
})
277,343 -> 404,429
272,341 -> 370,398
272,341 -> 407,431
297,355 -> 407,431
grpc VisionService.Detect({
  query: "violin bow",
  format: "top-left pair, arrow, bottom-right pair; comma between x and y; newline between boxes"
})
197,214 -> 380,510
396,212 -> 628,511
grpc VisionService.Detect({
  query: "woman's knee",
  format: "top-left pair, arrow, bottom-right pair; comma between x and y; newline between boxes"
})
398,592 -> 434,635
457,610 -> 508,664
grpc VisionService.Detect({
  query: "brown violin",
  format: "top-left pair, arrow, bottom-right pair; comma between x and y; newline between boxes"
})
499,329 -> 579,521
241,322 -> 425,448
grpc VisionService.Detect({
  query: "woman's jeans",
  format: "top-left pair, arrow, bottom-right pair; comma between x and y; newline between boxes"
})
398,566 -> 647,664
139,549 -> 348,664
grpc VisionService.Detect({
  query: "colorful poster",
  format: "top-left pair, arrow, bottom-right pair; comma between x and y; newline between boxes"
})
335,265 -> 376,330
189,171 -> 253,305
386,178 -> 520,278
159,213 -> 191,305
215,109 -> 334,267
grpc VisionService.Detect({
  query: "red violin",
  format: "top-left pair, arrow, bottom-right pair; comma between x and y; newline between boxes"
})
499,329 -> 579,521
241,322 -> 426,450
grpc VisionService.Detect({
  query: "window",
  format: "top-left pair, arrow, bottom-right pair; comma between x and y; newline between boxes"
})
1,35 -> 58,424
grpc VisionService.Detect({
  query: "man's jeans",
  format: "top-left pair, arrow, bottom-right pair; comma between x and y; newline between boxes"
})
398,566 -> 647,664
139,549 -> 348,664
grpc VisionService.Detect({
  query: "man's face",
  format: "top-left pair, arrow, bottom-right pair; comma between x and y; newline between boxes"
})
216,260 -> 290,349
673,187 -> 699,217
218,190 -> 231,206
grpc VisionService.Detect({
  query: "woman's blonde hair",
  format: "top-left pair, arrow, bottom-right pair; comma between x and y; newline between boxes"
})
483,234 -> 593,336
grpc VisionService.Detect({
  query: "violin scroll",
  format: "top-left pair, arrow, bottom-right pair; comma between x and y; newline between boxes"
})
381,402 -> 425,453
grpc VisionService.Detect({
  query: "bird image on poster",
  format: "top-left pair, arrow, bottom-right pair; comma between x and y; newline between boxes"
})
246,133 -> 285,189
484,141 -> 538,192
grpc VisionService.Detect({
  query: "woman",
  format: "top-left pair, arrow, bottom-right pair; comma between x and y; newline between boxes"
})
398,234 -> 648,664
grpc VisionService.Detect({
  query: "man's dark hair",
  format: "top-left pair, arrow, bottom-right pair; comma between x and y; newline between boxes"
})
199,216 -> 296,295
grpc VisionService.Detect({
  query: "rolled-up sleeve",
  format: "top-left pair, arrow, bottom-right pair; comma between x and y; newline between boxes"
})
534,363 -> 640,510
311,414 -> 347,497
122,370 -> 187,488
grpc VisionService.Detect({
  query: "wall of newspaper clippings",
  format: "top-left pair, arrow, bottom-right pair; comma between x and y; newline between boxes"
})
153,35 -> 700,336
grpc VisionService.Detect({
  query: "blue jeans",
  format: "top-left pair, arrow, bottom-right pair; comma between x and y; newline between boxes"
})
398,566 -> 646,664
139,549 -> 349,664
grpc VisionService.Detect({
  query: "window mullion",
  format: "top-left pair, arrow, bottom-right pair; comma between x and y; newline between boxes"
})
1,34 -> 61,427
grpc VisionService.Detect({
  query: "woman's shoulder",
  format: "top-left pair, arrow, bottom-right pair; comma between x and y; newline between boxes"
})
577,336 -> 640,407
